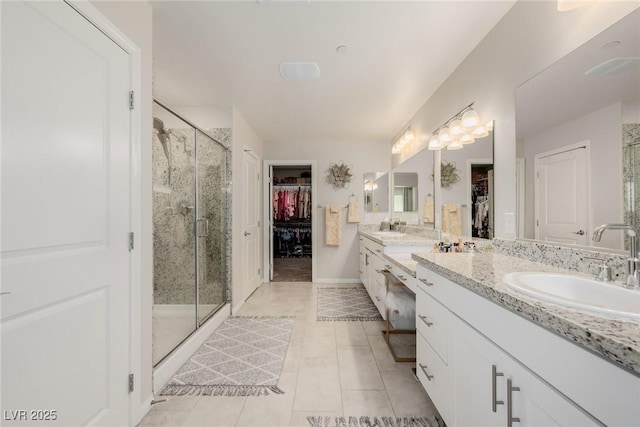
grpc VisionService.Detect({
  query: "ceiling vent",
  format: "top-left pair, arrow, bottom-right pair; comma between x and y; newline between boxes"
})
585,57 -> 640,76
279,62 -> 320,80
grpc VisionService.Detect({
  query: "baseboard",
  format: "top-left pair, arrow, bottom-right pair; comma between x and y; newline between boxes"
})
152,304 -> 230,393
138,394 -> 153,423
314,278 -> 362,284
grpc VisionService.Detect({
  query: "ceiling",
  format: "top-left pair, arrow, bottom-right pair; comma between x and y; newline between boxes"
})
152,1 -> 515,143
516,8 -> 640,139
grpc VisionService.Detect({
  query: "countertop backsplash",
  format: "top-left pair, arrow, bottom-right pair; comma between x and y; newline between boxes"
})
494,238 -> 629,282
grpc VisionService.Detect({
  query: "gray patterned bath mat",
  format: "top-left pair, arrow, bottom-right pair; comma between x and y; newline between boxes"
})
160,316 -> 294,396
317,287 -> 383,321
307,415 -> 445,427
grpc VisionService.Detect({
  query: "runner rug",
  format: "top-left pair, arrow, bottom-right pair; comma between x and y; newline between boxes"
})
307,415 -> 445,427
160,316 -> 294,396
316,287 -> 383,321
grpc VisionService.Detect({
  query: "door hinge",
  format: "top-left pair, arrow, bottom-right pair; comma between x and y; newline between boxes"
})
258,220 -> 261,227
128,373 -> 134,393
536,220 -> 539,227
536,171 -> 539,178
129,91 -> 135,110
129,232 -> 135,251
258,268 -> 261,275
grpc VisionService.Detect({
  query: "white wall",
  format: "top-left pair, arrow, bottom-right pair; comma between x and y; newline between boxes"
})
232,108 -> 264,310
392,1 -> 639,240
173,106 -> 232,129
265,139 -> 389,282
523,103 -> 623,250
90,0 -> 153,412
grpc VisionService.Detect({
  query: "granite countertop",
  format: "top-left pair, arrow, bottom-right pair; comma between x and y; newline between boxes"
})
411,251 -> 640,377
359,230 -> 434,246
383,252 -> 418,278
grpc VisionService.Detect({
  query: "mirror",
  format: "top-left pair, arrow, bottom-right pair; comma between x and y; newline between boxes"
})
515,9 -> 639,252
393,172 -> 418,212
392,148 -> 435,225
364,172 -> 389,213
440,124 -> 494,239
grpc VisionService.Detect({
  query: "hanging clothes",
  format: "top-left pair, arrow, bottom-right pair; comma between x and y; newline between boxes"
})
272,185 -> 312,221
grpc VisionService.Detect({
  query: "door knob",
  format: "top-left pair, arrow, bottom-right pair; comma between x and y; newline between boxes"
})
572,230 -> 585,235
244,231 -> 252,236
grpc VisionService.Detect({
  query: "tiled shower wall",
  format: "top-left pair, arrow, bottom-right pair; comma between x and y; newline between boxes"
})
623,123 -> 640,238
152,128 -> 231,306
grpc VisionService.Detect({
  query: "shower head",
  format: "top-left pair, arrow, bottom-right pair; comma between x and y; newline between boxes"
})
153,117 -> 167,135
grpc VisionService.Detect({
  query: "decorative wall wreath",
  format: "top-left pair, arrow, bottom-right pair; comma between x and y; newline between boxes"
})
431,160 -> 460,190
326,162 -> 353,190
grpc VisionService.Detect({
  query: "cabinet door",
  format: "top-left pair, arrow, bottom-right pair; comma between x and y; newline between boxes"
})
455,317 -> 598,427
454,317 -> 506,426
505,357 -> 598,427
359,241 -> 366,284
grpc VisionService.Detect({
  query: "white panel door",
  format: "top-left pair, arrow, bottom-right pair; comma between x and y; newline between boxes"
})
1,2 -> 131,426
536,145 -> 589,245
243,150 -> 261,301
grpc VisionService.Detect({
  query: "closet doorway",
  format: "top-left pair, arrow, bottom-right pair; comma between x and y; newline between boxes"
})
264,162 -> 316,283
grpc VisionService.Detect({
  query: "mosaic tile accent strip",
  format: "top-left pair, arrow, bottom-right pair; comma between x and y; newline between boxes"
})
623,123 -> 640,246
493,238 -> 628,281
160,316 -> 294,396
317,287 -> 383,321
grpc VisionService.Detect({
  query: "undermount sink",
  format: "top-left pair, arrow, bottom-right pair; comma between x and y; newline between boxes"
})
503,272 -> 640,321
371,231 -> 406,237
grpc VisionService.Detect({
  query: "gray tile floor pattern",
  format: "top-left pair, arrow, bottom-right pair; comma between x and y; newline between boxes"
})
139,282 -> 439,427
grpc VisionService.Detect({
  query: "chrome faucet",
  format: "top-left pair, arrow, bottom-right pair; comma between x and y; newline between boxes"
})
592,223 -> 640,289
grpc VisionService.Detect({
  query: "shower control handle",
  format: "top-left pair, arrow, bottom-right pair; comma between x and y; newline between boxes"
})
197,218 -> 209,238
244,231 -> 252,236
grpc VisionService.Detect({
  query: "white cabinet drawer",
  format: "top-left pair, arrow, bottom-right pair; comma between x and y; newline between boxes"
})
416,264 -> 449,304
417,331 -> 452,425
363,239 -> 384,257
416,286 -> 449,363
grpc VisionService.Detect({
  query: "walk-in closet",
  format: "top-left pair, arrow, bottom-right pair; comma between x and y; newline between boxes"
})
270,165 -> 313,282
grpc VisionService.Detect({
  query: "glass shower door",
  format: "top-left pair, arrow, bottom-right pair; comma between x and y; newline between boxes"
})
152,103 -> 197,366
196,129 -> 228,325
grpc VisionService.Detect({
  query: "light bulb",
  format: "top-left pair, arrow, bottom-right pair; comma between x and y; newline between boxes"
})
447,140 -> 464,150
448,119 -> 463,137
461,109 -> 480,129
403,128 -> 415,142
460,133 -> 475,145
472,126 -> 489,138
428,135 -> 443,150
438,127 -> 451,144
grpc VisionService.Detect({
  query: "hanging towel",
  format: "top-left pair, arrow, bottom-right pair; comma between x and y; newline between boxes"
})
442,203 -> 462,236
347,198 -> 361,223
423,195 -> 434,223
325,205 -> 342,246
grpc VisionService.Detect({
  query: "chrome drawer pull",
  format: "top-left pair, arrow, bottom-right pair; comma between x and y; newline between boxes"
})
418,315 -> 433,327
375,249 -> 382,253
492,365 -> 504,412
418,278 -> 434,287
507,379 -> 521,426
399,275 -> 406,280
419,363 -> 434,381
385,264 -> 392,269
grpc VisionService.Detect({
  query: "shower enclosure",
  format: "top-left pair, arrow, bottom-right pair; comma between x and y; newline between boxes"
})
152,100 -> 231,366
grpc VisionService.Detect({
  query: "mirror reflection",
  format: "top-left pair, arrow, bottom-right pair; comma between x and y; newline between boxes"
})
440,124 -> 494,239
393,172 -> 418,212
515,9 -> 639,251
364,172 -> 389,213
392,148 -> 435,225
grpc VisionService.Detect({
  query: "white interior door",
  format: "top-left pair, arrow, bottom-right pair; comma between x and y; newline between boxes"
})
243,150 -> 261,301
535,144 -> 589,245
1,2 -> 131,425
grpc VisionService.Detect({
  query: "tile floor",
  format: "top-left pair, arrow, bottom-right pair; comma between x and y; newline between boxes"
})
139,282 -> 439,427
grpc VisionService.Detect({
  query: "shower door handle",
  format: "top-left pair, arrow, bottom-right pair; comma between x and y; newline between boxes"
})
197,218 -> 209,238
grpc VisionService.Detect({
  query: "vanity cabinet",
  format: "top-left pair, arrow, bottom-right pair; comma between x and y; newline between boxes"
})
415,263 -> 640,427
454,316 -> 597,427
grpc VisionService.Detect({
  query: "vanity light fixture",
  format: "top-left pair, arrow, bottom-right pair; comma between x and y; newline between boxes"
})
428,102 -> 487,151
391,127 -> 415,154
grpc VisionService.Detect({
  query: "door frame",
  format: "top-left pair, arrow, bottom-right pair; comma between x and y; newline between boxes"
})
534,140 -> 591,244
66,1 -> 143,424
465,159 -> 493,238
263,160 -> 317,283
